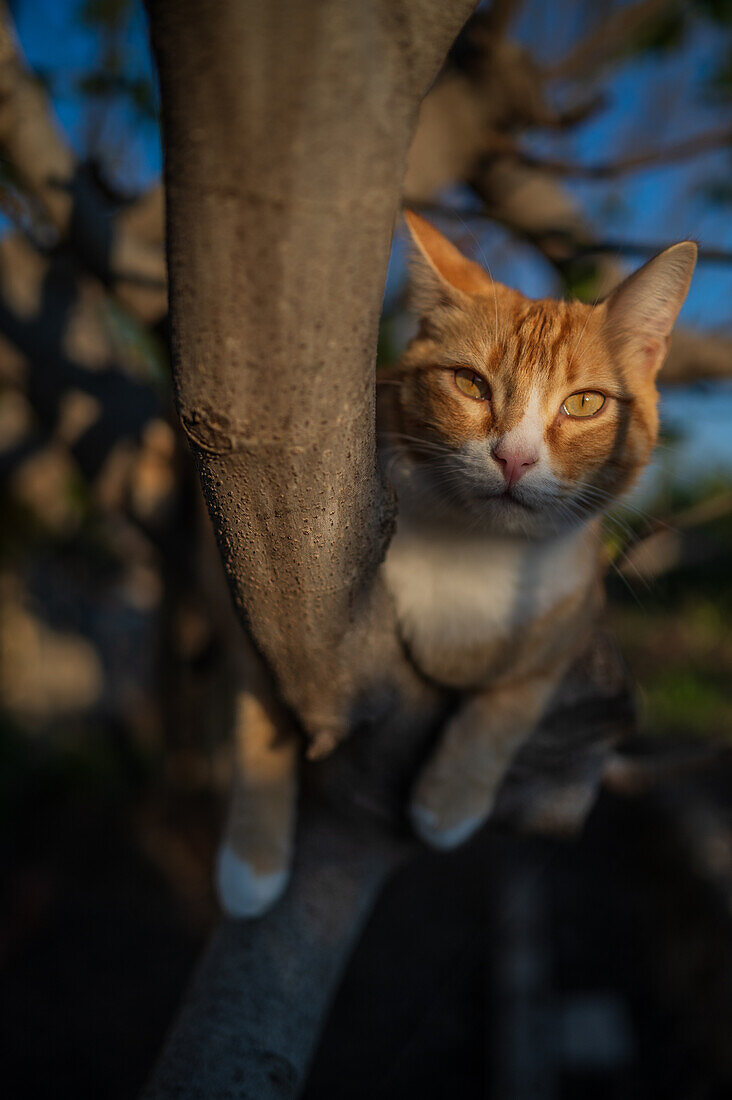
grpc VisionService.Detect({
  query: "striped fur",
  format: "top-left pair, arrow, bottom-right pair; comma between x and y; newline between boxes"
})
379,212 -> 696,847
216,213 -> 697,917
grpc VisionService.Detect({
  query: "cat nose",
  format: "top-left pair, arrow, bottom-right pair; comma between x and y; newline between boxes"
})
491,443 -> 538,487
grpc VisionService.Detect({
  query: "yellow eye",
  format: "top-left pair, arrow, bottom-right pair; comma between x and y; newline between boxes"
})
454,368 -> 490,401
562,391 -> 605,418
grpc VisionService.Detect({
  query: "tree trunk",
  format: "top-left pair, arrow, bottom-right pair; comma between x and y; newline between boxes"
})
142,3 -> 640,1096
144,1 -> 474,1094
143,795 -> 410,1099
148,0 -> 475,750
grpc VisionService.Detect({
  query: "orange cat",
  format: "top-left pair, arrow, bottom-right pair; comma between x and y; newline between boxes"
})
381,211 -> 695,847
216,212 -> 696,915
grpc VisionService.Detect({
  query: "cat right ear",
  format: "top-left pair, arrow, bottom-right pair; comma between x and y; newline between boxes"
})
404,210 -> 497,314
605,241 -> 697,374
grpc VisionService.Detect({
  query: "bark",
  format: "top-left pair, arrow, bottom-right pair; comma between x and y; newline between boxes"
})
148,0 -> 475,751
140,3 -> 642,1095
143,632 -> 629,1099
143,820 -> 400,1099
543,0 -> 674,81
143,716 -> 422,1099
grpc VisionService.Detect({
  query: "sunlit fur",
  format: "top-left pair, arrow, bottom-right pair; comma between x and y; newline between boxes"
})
375,213 -> 696,848
216,216 -> 700,911
380,212 -> 695,541
384,286 -> 660,538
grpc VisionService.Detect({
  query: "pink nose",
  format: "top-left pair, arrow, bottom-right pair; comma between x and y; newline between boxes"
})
492,443 -> 538,488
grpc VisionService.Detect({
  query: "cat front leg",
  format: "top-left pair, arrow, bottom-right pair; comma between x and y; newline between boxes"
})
216,674 -> 297,919
410,672 -> 558,850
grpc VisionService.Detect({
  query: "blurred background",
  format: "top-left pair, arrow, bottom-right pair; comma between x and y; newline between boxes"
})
0,1 -> 730,1097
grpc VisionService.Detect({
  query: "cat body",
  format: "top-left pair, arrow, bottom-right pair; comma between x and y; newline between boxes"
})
375,211 -> 695,847
216,212 -> 696,913
384,481 -> 602,693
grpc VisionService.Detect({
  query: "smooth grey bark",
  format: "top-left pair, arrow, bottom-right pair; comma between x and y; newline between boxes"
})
143,633 -> 630,1099
144,1 -> 473,1095
143,801 -> 409,1099
143,2 -> 634,1096
148,0 -> 475,750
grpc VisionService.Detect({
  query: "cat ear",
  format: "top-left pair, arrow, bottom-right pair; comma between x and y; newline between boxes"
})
605,242 -> 697,374
404,210 -> 499,313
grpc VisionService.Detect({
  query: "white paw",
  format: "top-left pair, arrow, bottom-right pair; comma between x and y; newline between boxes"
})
410,803 -> 484,851
215,843 -> 289,919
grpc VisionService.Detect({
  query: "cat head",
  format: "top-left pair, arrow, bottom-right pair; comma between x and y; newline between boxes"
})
388,211 -> 696,537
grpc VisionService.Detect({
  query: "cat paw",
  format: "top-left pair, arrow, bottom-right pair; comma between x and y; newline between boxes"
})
410,801 -> 486,850
215,843 -> 289,919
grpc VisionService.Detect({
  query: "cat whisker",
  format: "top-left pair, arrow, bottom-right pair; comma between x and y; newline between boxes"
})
452,210 -> 500,337
381,431 -> 455,455
568,480 -> 662,527
608,554 -> 648,609
567,294 -> 600,373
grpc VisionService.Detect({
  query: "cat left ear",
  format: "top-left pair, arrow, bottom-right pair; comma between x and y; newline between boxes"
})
404,209 -> 499,313
605,241 -> 697,374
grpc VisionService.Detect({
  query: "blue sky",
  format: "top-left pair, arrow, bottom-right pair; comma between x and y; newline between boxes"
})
12,0 -> 732,479
15,0 -> 731,325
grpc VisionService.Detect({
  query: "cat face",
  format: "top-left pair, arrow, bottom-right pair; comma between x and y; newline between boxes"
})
387,212 -> 696,537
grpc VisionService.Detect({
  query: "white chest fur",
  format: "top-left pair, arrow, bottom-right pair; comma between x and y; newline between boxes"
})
383,516 -> 597,683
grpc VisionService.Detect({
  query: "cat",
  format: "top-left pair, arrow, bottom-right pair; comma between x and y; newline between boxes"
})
216,211 -> 696,914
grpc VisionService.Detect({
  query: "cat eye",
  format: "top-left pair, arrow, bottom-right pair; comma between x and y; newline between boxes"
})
454,368 -> 490,401
562,391 -> 605,418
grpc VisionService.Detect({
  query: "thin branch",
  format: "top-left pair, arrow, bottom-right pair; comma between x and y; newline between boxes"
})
480,0 -> 524,37
409,202 -> 732,265
605,744 -> 732,795
568,239 -> 732,266
0,1 -> 166,323
544,0 -> 674,82
616,489 -> 732,583
545,92 -> 607,129
661,328 -> 732,385
407,195 -> 732,389
511,126 -> 732,180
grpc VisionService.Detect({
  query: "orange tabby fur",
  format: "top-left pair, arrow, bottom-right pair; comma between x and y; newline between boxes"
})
379,211 -> 695,846
215,212 -> 696,913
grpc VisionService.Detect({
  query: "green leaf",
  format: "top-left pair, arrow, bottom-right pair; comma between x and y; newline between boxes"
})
561,259 -> 602,303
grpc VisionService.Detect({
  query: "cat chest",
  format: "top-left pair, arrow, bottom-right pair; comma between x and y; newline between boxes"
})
383,525 -> 597,688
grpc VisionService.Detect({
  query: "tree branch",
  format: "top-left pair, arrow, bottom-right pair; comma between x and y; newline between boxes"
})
412,199 -> 732,266
143,632 -> 631,1098
143,793 -> 410,1100
544,0 -> 674,82
478,0 -> 524,37
141,3 -> 640,1095
0,1 -> 166,323
148,0 -> 476,750
661,328 -> 732,385
615,490 -> 732,582
412,189 -> 732,385
510,125 -> 732,180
